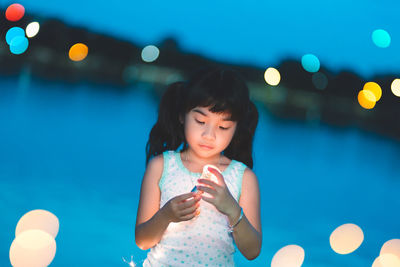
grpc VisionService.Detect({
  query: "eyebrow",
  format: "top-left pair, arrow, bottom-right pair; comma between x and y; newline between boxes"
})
193,109 -> 234,121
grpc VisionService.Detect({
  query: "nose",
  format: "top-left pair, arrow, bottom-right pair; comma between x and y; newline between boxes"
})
202,125 -> 216,140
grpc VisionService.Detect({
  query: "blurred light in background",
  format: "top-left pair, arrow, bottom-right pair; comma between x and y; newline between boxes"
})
26,22 -> 40,38
372,253 -> 400,267
5,3 -> 25,22
380,239 -> 400,260
15,210 -> 59,238
312,72 -> 328,90
372,29 -> 391,48
141,45 -> 160,63
271,244 -> 305,267
9,229 -> 56,267
5,27 -> 25,45
329,223 -> 364,254
363,82 -> 382,101
358,89 -> 376,109
69,43 -> 89,61
10,35 -> 29,55
391,79 -> 400,97
301,54 -> 320,73
264,67 -> 281,86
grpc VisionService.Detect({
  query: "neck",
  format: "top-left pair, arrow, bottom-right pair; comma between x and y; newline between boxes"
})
183,149 -> 222,167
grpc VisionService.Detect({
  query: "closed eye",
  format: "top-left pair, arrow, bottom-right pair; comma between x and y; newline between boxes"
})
195,119 -> 204,125
219,126 -> 229,130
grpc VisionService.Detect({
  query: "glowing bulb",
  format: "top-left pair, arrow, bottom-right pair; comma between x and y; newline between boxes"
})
301,54 -> 320,73
372,254 -> 400,267
5,3 -> 25,22
9,229 -> 56,267
26,22 -> 40,38
264,67 -> 281,86
329,223 -> 364,254
141,45 -> 160,62
391,79 -> 400,97
358,90 -> 376,109
16,209 -> 59,238
372,29 -> 391,48
363,82 -> 382,101
271,244 -> 305,267
69,43 -> 88,61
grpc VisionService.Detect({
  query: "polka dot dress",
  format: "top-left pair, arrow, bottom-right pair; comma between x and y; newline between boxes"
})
142,150 -> 247,267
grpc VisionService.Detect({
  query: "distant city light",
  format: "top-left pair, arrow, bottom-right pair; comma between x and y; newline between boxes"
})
363,82 -> 382,101
9,229 -> 56,267
141,45 -> 160,63
271,244 -> 305,267
372,253 -> 400,267
26,22 -> 40,38
69,43 -> 89,61
264,67 -> 281,86
5,3 -> 25,22
6,27 -> 25,45
312,72 -> 328,90
10,36 -> 29,55
358,90 -> 376,109
329,223 -> 364,254
372,29 -> 391,48
391,79 -> 400,97
301,54 -> 320,73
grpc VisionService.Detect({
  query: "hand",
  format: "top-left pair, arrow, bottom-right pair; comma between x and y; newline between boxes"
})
161,192 -> 201,223
197,167 -> 240,221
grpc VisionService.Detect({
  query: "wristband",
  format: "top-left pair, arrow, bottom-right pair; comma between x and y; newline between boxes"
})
228,207 -> 243,233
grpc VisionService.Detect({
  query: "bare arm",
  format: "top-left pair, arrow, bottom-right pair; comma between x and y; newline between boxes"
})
135,155 -> 201,250
198,167 -> 262,260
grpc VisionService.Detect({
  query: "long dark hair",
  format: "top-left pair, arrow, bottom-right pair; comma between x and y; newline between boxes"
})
145,67 -> 258,168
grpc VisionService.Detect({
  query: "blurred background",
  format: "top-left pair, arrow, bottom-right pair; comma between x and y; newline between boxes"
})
1,1 -> 400,266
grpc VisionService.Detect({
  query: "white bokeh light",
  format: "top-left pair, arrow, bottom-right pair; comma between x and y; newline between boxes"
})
141,45 -> 160,63
271,244 -> 305,267
391,79 -> 400,97
329,223 -> 364,254
26,22 -> 40,38
264,67 -> 281,86
16,209 -> 59,238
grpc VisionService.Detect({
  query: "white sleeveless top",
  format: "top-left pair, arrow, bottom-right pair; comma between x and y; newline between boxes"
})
142,150 -> 247,267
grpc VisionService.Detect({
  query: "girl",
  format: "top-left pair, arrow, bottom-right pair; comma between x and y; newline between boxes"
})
135,68 -> 261,266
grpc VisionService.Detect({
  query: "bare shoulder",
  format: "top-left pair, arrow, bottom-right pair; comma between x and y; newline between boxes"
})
242,167 -> 259,188
145,154 -> 164,183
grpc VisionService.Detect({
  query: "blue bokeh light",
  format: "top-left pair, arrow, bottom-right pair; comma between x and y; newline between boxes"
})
372,29 -> 391,48
301,54 -> 320,73
9,36 -> 29,55
5,27 -> 25,45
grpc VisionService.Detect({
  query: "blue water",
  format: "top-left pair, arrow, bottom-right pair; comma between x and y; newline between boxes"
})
1,77 -> 399,266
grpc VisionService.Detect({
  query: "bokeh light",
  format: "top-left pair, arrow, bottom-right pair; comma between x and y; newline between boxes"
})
26,22 -> 40,38
10,36 -> 29,55
391,79 -> 400,97
372,254 -> 400,267
16,209 -> 59,238
9,229 -> 56,267
363,82 -> 382,101
5,3 -> 25,22
312,72 -> 328,90
372,29 -> 391,48
141,45 -> 160,62
69,43 -> 89,61
301,54 -> 320,73
271,244 -> 305,267
6,27 -> 25,45
329,223 -> 364,254
264,67 -> 281,86
381,239 -> 400,259
358,90 -> 376,109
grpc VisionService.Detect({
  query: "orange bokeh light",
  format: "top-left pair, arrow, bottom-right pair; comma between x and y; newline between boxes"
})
363,82 -> 382,101
358,90 -> 376,109
5,3 -> 25,22
68,43 -> 88,61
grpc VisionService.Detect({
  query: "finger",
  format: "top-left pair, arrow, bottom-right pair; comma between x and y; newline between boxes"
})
180,211 -> 197,221
198,178 -> 220,189
201,194 -> 215,205
176,192 -> 196,202
208,167 -> 226,185
179,204 -> 199,217
179,195 -> 200,209
196,185 -> 216,196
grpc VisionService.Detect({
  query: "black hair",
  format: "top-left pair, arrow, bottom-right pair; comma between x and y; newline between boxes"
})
145,67 -> 259,168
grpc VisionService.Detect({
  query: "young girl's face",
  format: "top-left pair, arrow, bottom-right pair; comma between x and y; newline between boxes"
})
183,106 -> 237,157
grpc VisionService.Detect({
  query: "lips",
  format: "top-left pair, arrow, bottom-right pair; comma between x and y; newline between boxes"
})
199,144 -> 214,149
